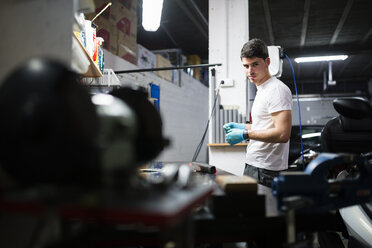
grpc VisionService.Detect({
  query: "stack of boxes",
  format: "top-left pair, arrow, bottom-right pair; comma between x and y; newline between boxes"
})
152,48 -> 187,85
187,54 -> 201,80
136,44 -> 173,82
137,44 -> 157,69
152,48 -> 185,67
87,0 -> 204,85
87,0 -> 138,64
155,54 -> 172,82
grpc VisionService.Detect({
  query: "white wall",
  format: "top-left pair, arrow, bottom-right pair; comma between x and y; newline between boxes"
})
292,97 -> 339,126
209,0 -> 249,118
103,50 -> 210,163
209,146 -> 246,175
208,0 -> 249,175
0,0 -> 73,83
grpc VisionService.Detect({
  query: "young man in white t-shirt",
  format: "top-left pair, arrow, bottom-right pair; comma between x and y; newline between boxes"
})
223,38 -> 292,187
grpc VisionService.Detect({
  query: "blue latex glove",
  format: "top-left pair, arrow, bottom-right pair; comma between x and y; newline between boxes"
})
226,129 -> 244,145
223,122 -> 245,134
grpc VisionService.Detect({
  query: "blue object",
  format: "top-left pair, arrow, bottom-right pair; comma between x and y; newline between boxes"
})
150,83 -> 160,112
226,129 -> 244,145
272,153 -> 372,213
223,122 -> 245,134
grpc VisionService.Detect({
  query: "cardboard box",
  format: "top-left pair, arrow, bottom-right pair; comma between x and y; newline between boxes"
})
187,54 -> 201,65
117,31 -> 137,64
87,0 -> 137,40
118,0 -> 138,12
110,1 -> 137,39
86,0 -> 138,65
94,17 -> 118,55
118,45 -> 137,65
117,30 -> 136,51
86,0 -> 138,18
187,54 -> 201,80
152,48 -> 184,66
156,54 -> 172,81
137,44 -> 156,69
85,0 -> 112,20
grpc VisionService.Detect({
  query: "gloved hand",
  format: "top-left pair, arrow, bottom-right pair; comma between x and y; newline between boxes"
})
225,129 -> 244,145
223,122 -> 245,134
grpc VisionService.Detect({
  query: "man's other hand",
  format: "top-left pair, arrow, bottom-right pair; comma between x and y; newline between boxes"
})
223,122 -> 245,134
226,129 -> 244,145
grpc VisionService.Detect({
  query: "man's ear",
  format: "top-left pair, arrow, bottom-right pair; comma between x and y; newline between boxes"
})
265,57 -> 271,66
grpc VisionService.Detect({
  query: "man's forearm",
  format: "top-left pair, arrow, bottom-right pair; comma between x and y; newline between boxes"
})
246,127 -> 290,143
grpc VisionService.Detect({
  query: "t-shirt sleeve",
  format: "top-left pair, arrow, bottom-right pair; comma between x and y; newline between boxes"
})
267,83 -> 292,114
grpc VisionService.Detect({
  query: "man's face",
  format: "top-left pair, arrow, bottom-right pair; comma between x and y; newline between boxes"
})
241,57 -> 271,86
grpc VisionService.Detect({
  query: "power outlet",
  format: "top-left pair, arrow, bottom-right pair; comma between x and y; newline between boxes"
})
221,78 -> 234,87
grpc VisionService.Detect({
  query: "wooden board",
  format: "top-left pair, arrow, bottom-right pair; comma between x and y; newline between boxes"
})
216,175 -> 257,194
207,143 -> 248,147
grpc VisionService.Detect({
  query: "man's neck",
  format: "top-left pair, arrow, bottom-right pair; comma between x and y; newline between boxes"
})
255,73 -> 272,87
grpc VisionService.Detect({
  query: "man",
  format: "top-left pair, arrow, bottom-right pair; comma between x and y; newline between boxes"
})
223,38 -> 292,187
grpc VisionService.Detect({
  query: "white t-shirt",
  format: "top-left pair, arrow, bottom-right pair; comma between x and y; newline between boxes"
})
245,77 -> 292,171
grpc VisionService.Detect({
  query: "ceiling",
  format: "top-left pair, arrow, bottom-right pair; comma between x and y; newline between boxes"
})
137,0 -> 209,61
137,0 -> 372,96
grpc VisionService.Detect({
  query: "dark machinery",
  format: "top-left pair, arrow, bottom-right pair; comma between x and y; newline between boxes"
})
272,152 -> 372,212
0,58 -> 168,188
0,58 -> 219,248
272,97 -> 372,212
272,96 -> 372,247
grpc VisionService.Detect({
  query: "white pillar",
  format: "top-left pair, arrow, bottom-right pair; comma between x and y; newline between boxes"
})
208,0 -> 249,175
209,0 -> 249,116
0,0 -> 74,84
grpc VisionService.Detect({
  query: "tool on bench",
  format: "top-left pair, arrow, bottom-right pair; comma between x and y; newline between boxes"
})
189,162 -> 216,174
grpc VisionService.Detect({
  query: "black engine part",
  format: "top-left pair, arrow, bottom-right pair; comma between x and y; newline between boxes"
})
0,58 -> 101,186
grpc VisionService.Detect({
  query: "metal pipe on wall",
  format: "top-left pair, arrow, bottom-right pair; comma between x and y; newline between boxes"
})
210,69 -> 216,144
233,109 -> 237,123
223,109 -> 228,143
238,113 -> 242,123
220,108 -> 224,143
215,95 -> 220,143
228,109 -> 232,125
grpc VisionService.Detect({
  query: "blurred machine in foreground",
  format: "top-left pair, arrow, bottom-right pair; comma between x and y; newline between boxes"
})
0,58 -> 216,248
0,57 -> 168,188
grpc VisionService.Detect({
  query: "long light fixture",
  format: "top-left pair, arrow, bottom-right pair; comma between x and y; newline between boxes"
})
302,132 -> 321,139
142,0 -> 164,32
295,55 -> 348,63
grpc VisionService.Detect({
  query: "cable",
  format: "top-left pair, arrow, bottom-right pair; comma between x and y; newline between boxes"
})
192,79 -> 222,162
284,53 -> 306,169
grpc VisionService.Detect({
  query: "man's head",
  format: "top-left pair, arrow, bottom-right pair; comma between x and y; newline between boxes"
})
241,38 -> 271,86
240,38 -> 269,60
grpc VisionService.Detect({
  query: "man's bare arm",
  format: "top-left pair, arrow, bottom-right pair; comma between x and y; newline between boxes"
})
247,110 -> 291,143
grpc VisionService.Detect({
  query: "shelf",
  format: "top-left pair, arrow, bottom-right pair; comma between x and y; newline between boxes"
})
73,32 -> 102,78
208,143 -> 248,147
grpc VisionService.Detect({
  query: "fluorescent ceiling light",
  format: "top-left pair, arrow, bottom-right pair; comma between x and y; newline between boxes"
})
142,0 -> 164,32
302,132 -> 321,139
295,55 -> 348,63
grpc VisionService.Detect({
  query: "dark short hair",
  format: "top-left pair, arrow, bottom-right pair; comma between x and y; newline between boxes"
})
240,38 -> 269,60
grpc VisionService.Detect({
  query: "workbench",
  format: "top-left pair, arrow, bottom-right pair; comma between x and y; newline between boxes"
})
0,162 -> 346,248
192,164 -> 347,247
0,168 -> 213,248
